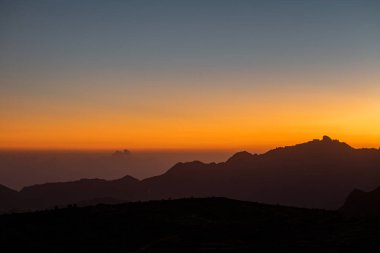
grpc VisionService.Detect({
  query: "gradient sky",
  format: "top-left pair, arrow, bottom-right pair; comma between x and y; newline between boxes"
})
1,0 -> 380,150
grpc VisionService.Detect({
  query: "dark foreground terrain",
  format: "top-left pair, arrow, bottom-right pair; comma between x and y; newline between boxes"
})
1,198 -> 380,252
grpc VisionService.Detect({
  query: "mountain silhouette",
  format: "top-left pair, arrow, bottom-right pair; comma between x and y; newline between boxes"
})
19,175 -> 142,210
0,184 -> 16,195
140,136 -> 372,208
112,149 -> 132,157
0,184 -> 20,213
340,186 -> 380,217
2,136 -> 380,212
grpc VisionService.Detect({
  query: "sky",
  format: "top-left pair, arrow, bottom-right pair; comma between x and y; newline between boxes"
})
1,0 -> 380,151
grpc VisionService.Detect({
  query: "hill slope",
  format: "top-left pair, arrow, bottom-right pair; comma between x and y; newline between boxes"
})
340,187 -> 380,217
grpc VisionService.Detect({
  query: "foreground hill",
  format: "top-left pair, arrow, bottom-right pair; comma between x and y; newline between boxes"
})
340,186 -> 380,217
2,136 -> 380,211
1,198 -> 379,252
0,185 -> 21,213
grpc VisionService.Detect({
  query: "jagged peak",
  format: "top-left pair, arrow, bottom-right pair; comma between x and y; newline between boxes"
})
318,136 -> 352,149
322,135 -> 332,142
309,135 -> 341,144
268,136 -> 352,154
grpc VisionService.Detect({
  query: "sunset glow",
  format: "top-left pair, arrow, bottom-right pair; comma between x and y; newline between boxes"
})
2,75 -> 380,151
1,1 -> 380,151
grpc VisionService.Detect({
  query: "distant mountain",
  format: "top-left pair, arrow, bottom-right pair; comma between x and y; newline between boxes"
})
19,175 -> 142,210
2,136 -> 380,212
112,149 -> 132,157
0,176 -> 143,212
141,136 -> 380,209
340,187 -> 380,217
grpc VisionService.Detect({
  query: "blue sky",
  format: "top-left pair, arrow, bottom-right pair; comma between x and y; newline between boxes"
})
2,0 -> 379,79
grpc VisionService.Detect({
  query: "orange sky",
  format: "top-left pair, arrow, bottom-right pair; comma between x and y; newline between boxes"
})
2,1 -> 380,151
2,70 -> 380,151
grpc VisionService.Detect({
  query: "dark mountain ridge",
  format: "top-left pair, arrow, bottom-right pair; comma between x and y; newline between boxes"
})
0,184 -> 24,213
2,136 -> 380,212
340,186 -> 380,217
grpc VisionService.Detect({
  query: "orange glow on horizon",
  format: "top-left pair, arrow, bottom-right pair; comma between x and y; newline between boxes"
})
1,72 -> 380,151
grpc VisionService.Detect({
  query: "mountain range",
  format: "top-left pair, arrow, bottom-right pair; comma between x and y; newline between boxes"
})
2,136 -> 380,213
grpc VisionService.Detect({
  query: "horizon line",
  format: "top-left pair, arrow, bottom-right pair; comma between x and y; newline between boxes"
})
2,136 -> 380,153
